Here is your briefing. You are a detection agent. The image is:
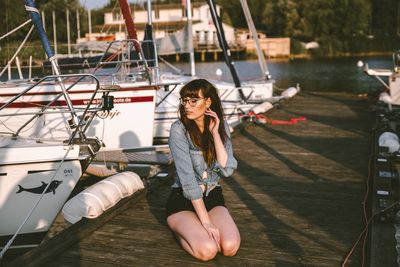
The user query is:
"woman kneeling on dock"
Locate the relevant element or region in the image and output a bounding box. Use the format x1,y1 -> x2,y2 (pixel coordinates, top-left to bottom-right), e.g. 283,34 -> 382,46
166,79 -> 241,261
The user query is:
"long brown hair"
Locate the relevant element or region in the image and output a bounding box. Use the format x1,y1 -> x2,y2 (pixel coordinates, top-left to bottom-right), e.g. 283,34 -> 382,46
179,79 -> 227,166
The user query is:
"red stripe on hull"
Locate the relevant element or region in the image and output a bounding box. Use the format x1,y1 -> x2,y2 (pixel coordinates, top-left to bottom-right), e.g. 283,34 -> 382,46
0,96 -> 154,108
0,86 -> 158,97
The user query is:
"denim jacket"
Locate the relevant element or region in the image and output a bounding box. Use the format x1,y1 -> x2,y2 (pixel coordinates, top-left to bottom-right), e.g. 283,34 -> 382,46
168,120 -> 238,200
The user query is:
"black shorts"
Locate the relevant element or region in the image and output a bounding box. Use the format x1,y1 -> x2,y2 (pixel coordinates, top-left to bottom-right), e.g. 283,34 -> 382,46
166,186 -> 226,217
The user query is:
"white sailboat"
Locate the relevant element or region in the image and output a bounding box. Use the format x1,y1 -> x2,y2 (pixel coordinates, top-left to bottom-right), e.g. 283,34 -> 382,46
0,0 -> 296,150
358,53 -> 400,106
0,71 -> 158,149
0,73 -> 107,255
1,35 -> 158,150
0,0 -> 116,257
116,0 -> 285,142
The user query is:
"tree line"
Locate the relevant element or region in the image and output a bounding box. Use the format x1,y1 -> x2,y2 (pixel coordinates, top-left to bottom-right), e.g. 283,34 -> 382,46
1,0 -> 399,56
158,0 -> 399,39
0,0 -> 112,47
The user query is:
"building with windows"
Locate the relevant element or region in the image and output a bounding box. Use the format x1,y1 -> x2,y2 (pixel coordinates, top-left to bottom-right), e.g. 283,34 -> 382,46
236,29 -> 290,58
103,2 -> 236,50
77,2 -> 290,60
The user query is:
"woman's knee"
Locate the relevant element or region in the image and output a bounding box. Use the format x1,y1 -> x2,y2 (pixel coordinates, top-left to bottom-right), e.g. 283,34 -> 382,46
192,240 -> 219,261
221,236 -> 241,257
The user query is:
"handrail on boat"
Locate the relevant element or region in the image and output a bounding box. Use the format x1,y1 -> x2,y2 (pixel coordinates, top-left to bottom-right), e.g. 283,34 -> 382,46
94,39 -> 157,85
0,73 -> 111,142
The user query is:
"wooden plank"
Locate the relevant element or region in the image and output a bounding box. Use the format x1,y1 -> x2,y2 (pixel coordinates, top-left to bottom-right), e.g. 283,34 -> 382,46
6,92 -> 372,266
5,175 -> 171,267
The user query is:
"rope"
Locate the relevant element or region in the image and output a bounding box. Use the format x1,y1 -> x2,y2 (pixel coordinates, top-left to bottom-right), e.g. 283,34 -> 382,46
341,201 -> 398,266
0,115 -> 40,135
241,111 -> 306,125
24,5 -> 39,14
0,143 -> 75,259
342,118 -> 378,266
0,19 -> 32,41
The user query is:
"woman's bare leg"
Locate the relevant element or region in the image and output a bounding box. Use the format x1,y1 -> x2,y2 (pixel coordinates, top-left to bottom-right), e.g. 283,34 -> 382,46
167,211 -> 219,261
209,206 -> 241,256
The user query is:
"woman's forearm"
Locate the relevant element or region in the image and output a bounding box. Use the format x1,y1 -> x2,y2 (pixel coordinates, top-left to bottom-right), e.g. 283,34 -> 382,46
192,198 -> 211,224
213,133 -> 228,167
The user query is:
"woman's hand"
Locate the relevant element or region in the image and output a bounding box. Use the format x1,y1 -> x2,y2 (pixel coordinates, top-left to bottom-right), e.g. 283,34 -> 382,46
191,199 -> 220,251
202,221 -> 221,252
205,108 -> 220,136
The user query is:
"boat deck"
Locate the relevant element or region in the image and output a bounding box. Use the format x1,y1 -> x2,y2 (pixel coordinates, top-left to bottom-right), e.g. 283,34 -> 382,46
7,91 -> 372,266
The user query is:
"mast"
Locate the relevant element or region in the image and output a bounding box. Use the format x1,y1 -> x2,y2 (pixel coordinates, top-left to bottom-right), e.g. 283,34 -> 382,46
239,0 -> 270,80
52,11 -> 57,54
88,9 -> 92,36
118,0 -> 145,57
142,0 -> 157,67
186,0 -> 195,76
24,0 -> 80,129
66,9 -> 71,56
205,0 -> 244,99
76,10 -> 81,39
118,0 -> 138,40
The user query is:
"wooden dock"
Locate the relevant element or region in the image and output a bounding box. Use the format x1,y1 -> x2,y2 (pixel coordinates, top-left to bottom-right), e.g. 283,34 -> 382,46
6,91 -> 372,266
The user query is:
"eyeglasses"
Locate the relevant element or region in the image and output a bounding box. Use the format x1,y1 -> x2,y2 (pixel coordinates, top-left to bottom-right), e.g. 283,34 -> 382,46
179,97 -> 205,107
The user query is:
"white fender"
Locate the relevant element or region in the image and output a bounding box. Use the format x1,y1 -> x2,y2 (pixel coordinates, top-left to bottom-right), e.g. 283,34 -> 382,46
62,171 -> 144,224
379,132 -> 400,153
281,87 -> 299,98
379,92 -> 392,104
252,101 -> 273,114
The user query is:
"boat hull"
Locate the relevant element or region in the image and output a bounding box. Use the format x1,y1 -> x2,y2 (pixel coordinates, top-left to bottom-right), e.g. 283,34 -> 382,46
154,75 -> 273,139
0,144 -> 83,250
0,81 -> 157,149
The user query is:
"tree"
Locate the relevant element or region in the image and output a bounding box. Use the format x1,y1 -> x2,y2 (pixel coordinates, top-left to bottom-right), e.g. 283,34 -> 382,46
334,0 -> 371,37
0,0 -> 29,40
371,0 -> 398,36
0,0 -> 84,43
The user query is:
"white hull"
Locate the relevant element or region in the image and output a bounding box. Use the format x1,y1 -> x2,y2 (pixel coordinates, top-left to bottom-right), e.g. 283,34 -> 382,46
0,81 -> 157,150
1,74 -> 273,147
0,142 -> 83,249
154,74 -> 274,139
1,25 -> 276,149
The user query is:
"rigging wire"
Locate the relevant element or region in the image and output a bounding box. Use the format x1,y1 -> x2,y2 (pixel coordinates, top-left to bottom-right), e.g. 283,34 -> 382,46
0,25 -> 35,78
0,19 -> 32,41
101,0 -> 120,34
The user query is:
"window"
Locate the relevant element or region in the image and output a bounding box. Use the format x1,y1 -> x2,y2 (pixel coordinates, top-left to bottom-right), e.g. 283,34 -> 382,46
113,12 -> 122,22
182,7 -> 186,18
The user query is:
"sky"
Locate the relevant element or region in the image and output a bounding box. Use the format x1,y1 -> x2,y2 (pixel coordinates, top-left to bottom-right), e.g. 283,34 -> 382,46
80,0 -> 146,10
80,0 -> 113,9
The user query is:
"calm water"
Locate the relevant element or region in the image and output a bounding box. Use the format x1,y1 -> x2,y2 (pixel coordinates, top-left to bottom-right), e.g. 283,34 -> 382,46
166,56 -> 393,94
2,56 -> 393,94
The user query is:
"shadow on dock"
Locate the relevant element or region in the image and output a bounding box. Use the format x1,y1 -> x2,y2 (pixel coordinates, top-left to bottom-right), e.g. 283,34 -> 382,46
4,91 -> 371,266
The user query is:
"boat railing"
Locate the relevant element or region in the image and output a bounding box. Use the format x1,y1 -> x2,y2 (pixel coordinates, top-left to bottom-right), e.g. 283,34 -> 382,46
0,73 -> 115,143
94,39 -> 158,85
